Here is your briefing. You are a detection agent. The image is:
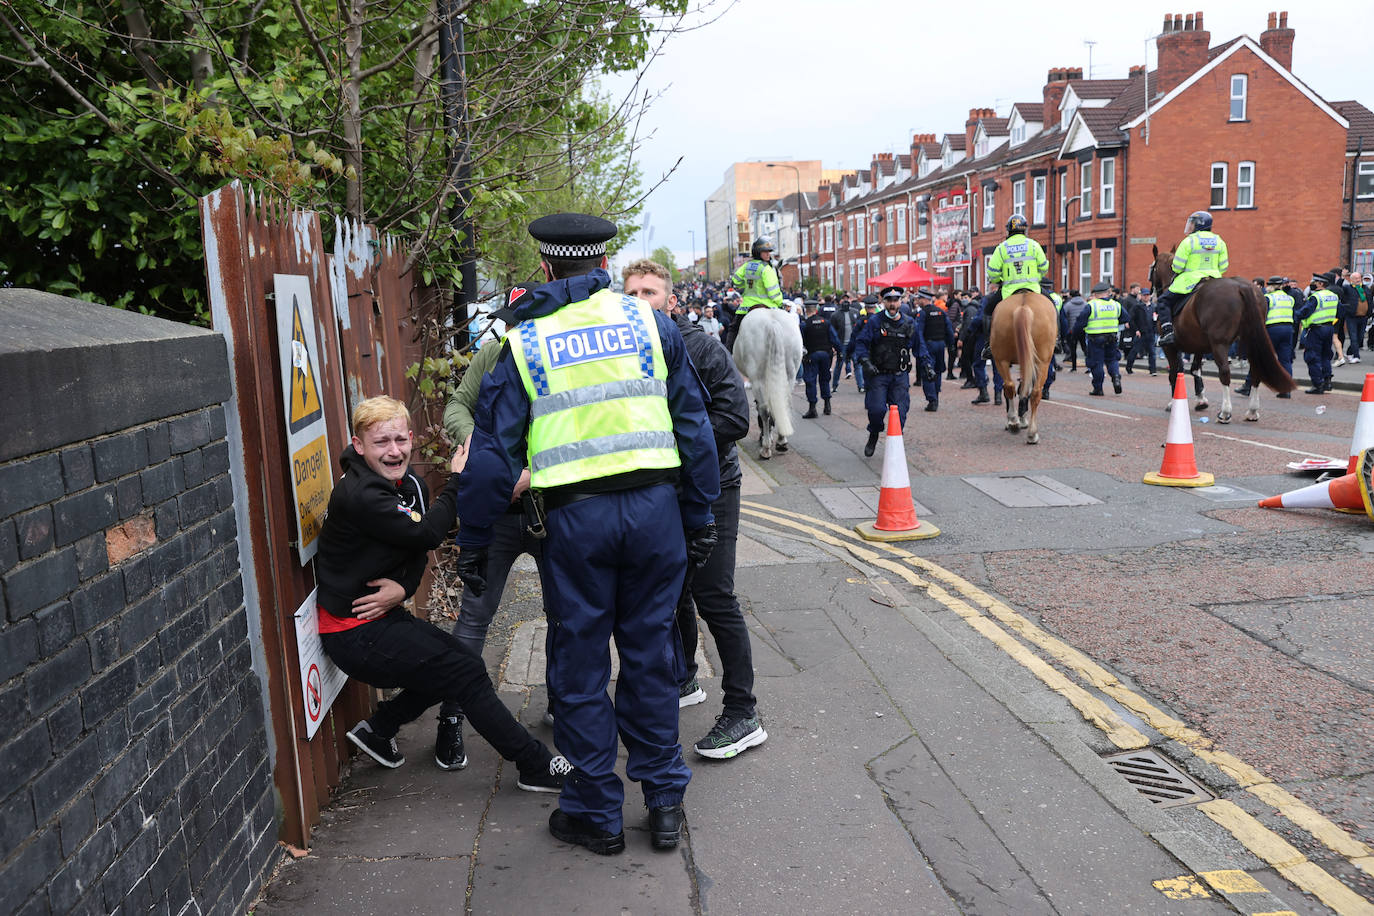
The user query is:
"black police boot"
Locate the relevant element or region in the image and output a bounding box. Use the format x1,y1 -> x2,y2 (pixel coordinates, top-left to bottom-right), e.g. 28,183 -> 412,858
1112,376 -> 1123,394
802,404 -> 818,419
971,386 -> 990,405
1276,391 -> 1292,399
1234,382 -> 1252,396
863,430 -> 880,457
1304,379 -> 1324,394
1157,322 -> 1175,345
994,388 -> 1003,406
823,398 -> 831,415
924,400 -> 938,412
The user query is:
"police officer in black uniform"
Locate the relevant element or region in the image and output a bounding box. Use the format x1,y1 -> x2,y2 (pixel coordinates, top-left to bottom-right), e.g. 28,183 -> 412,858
800,300 -> 841,417
854,286 -> 927,456
913,288 -> 955,411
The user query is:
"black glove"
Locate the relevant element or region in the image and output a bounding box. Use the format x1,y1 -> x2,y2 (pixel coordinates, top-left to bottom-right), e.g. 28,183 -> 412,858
922,362 -> 937,382
861,357 -> 878,377
455,546 -> 489,597
685,524 -> 718,568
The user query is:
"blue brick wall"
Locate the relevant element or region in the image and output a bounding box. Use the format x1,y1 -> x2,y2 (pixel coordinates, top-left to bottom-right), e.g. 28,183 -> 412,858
1,405 -> 279,915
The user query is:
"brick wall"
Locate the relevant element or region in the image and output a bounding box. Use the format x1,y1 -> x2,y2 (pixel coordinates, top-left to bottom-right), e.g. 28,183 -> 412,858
1,291 -> 278,915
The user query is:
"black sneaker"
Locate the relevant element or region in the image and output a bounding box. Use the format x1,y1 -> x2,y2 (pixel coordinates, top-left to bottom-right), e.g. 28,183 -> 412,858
549,808 -> 626,855
649,804 -> 684,850
694,714 -> 767,760
518,754 -> 573,793
863,430 -> 879,457
347,721 -> 404,768
1112,376 -> 1122,394
678,679 -> 706,708
435,715 -> 467,770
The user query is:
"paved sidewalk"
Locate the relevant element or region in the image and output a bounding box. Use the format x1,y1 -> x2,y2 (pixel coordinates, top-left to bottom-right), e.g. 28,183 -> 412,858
251,508 -> 1300,914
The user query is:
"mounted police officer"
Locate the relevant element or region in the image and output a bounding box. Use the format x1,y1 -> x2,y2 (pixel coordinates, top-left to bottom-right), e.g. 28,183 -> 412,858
980,215 -> 1050,360
1298,271 -> 1341,394
1073,282 -> 1123,396
455,213 -> 721,856
725,238 -> 784,352
913,288 -> 954,411
1236,276 -> 1296,398
854,286 -> 927,456
800,300 -> 841,417
1157,211 -> 1229,345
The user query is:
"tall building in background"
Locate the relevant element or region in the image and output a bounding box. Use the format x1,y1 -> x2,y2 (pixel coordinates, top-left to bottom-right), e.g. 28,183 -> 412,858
705,161 -> 830,282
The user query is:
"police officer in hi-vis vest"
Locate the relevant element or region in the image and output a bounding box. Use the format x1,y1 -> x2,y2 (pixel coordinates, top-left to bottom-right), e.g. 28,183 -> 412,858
1157,211 -> 1229,345
1298,271 -> 1341,394
725,237 -> 784,352
979,215 -> 1051,360
913,288 -> 955,411
455,214 -> 721,856
1072,282 -> 1123,396
1236,276 -> 1296,398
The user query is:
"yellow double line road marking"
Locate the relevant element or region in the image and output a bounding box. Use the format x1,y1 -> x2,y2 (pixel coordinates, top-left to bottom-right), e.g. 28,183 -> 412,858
741,499 -> 1374,914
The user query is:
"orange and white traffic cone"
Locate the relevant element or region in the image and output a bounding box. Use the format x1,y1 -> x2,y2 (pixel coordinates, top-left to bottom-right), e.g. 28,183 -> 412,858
1345,373 -> 1374,473
1144,373 -> 1214,487
855,405 -> 940,542
1259,446 -> 1374,518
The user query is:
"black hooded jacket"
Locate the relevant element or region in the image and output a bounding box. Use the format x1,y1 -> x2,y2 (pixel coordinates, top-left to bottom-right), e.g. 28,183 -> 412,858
675,313 -> 749,488
315,444 -> 459,617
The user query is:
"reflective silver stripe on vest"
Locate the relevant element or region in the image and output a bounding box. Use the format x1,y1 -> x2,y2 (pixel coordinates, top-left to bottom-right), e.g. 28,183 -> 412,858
529,378 -> 668,421
530,430 -> 677,474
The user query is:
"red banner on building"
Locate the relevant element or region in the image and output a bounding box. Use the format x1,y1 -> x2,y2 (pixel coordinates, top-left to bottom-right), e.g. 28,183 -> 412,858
932,205 -> 971,268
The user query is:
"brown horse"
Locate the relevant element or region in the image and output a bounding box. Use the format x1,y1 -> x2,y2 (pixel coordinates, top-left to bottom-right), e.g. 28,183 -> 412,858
989,290 -> 1058,444
1150,245 -> 1294,422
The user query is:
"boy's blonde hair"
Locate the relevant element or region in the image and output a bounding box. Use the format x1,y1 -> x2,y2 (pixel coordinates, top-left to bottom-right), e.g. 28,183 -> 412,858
621,258 -> 672,285
351,396 -> 411,437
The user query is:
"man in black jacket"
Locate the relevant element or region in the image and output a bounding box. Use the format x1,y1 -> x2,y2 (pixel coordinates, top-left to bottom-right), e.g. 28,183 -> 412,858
316,396 -> 570,791
622,260 -> 767,762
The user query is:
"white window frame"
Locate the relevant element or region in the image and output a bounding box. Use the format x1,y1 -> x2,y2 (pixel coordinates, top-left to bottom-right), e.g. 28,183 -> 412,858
1012,179 -> 1026,218
855,216 -> 865,249
1061,257 -> 1070,291
952,194 -> 964,206
885,206 -> 894,244
1358,161 -> 1374,199
1078,250 -> 1092,293
895,205 -> 907,242
982,187 -> 995,229
1210,162 -> 1228,209
1079,161 -> 1092,216
1100,159 -> 1116,213
1033,176 -> 1047,224
856,261 -> 866,287
917,202 -> 928,240
1230,74 -> 1247,121
1237,160 -> 1255,209
1059,172 -> 1068,222
1100,248 -> 1115,286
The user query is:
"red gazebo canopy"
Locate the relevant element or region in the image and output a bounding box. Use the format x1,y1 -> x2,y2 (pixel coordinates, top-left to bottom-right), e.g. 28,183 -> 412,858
866,261 -> 953,288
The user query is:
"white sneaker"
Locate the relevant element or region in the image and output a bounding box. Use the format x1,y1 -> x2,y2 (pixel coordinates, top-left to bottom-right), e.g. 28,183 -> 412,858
1349,356 -> 1360,364
1334,357 -> 1346,367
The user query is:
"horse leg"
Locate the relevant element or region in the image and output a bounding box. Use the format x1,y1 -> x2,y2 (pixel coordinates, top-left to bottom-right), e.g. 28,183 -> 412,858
1026,388 -> 1041,444
1192,356 -> 1209,412
1245,384 -> 1260,422
1213,345 -> 1232,424
758,408 -> 773,460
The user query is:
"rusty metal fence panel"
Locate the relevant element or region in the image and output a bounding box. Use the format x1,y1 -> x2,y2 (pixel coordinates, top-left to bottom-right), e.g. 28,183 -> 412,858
201,181 -> 435,848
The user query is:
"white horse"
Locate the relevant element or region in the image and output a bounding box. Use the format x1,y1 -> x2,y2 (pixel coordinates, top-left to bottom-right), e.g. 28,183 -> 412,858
732,307 -> 804,459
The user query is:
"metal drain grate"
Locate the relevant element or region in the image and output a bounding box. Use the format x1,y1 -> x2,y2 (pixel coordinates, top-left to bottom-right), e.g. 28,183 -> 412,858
1103,749 -> 1213,809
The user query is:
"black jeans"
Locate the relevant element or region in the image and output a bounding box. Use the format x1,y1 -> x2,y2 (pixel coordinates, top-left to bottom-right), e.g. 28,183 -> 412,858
674,486 -> 756,718
322,611 -> 549,774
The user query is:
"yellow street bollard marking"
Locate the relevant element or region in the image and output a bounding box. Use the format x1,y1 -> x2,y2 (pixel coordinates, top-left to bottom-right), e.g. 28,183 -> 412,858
1199,869 -> 1267,894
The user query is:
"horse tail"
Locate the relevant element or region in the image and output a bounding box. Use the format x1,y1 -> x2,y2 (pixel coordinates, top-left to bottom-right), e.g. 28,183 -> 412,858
1238,283 -> 1296,393
764,312 -> 797,440
1015,302 -> 1038,398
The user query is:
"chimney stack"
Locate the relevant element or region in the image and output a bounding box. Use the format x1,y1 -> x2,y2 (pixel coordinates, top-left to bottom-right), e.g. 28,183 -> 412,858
1043,68 -> 1076,126
1156,9 -> 1211,94
1129,64 -> 1145,77
1260,10 -> 1295,71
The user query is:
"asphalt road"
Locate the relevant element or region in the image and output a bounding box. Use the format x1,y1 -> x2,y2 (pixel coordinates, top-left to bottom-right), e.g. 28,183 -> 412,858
255,358 -> 1373,915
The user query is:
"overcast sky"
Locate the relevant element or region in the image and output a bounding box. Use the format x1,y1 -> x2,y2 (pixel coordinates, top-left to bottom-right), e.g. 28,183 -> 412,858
602,0 -> 1363,274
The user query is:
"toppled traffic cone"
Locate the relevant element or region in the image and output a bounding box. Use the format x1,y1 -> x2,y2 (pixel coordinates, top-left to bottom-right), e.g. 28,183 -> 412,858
855,405 -> 939,542
1345,373 -> 1374,473
1259,447 -> 1374,518
1144,373 -> 1214,487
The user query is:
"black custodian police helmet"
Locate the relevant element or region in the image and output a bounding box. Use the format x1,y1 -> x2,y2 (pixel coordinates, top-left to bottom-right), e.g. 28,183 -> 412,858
1006,214 -> 1028,236
751,238 -> 774,259
1187,210 -> 1212,232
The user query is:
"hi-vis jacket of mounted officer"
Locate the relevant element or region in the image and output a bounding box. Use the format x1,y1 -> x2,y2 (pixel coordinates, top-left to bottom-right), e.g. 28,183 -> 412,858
730,259 -> 783,312
455,269 -> 719,549
1169,231 -> 1229,294
986,233 -> 1049,295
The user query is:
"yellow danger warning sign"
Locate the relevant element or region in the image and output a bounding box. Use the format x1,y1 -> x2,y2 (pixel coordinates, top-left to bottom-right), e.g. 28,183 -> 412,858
289,294 -> 323,433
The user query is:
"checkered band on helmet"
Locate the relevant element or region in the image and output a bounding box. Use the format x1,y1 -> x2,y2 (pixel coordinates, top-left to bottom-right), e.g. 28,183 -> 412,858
538,241 -> 608,259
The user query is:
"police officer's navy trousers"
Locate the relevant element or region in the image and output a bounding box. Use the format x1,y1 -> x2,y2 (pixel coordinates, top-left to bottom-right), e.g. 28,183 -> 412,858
439,511 -> 546,719
802,350 -> 832,404
920,341 -> 946,404
1085,334 -> 1120,391
541,484 -> 690,833
1247,324 -> 1294,387
971,338 -> 988,389
1303,323 -> 1336,386
321,611 -> 550,773
675,485 -> 756,719
865,371 -> 910,432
